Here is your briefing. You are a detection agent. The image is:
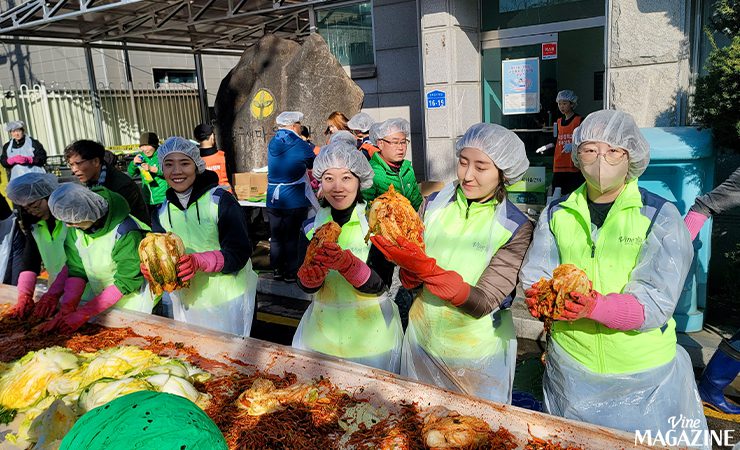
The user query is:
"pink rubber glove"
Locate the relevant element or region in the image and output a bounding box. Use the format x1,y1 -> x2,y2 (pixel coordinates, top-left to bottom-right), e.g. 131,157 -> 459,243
563,291 -> 645,331
10,271 -> 37,319
58,285 -> 124,334
20,155 -> 33,164
140,263 -> 151,282
33,266 -> 70,317
684,211 -> 708,241
59,277 -> 87,314
176,251 -> 225,282
313,242 -> 371,288
6,155 -> 24,165
297,263 -> 329,289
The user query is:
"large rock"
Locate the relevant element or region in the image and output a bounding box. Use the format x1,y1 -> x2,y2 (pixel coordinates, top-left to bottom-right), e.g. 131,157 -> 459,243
214,34 -> 364,173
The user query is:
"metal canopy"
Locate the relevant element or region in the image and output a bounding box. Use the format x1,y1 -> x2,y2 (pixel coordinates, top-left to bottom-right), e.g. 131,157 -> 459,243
0,0 -> 342,55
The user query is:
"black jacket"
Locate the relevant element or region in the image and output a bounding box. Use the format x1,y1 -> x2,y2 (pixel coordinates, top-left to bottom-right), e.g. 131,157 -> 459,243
87,163 -> 150,226
152,170 -> 252,274
1,136 -> 47,169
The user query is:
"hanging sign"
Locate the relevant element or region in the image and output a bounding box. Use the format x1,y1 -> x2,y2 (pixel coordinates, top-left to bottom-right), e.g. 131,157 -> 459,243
501,57 -> 540,115
542,42 -> 558,60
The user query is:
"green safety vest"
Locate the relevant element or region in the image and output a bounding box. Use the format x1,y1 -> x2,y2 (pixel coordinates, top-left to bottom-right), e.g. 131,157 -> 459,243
30,219 -> 67,285
159,187 -> 256,309
548,179 -> 676,374
75,216 -> 154,312
301,203 -> 399,359
410,185 -> 519,359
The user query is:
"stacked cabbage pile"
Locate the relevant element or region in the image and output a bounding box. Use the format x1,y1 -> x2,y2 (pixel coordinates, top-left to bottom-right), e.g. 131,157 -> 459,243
0,346 -> 210,449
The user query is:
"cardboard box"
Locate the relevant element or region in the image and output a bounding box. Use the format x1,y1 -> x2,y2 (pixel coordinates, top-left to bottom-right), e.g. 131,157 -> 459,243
234,172 -> 268,201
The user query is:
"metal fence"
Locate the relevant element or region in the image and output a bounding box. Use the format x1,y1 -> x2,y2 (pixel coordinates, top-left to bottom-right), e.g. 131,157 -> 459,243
0,82 -> 202,155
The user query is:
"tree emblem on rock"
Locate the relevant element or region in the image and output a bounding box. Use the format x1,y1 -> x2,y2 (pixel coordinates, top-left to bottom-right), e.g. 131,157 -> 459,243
251,89 -> 275,119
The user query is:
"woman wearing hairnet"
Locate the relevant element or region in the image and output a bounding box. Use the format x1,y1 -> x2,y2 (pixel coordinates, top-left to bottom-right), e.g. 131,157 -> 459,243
5,173 -> 70,319
372,123 -> 533,402
293,142 -> 403,372
39,184 -> 153,333
520,110 -> 707,440
148,137 -> 256,336
362,118 -> 423,210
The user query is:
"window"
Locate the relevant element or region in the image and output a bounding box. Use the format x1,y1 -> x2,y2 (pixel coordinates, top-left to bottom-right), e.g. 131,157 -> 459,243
316,2 -> 374,67
153,68 -> 196,87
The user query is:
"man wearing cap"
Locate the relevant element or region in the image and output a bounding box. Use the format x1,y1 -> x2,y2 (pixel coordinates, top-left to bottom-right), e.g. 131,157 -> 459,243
194,123 -> 232,192
347,112 -> 378,159
128,132 -> 167,214
1,120 -> 47,181
64,139 -> 150,226
266,111 -> 317,282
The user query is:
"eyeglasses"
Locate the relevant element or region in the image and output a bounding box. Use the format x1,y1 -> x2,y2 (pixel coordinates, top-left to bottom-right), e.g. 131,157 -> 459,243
26,199 -> 44,209
577,147 -> 628,165
379,138 -> 409,147
68,159 -> 89,169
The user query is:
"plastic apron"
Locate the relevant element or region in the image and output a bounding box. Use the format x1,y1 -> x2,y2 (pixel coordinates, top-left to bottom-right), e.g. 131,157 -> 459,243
269,173 -> 321,213
401,183 -> 517,403
0,213 -> 14,279
75,217 -> 154,313
292,204 -> 403,373
161,187 -> 256,337
30,219 -> 67,285
5,137 -> 45,181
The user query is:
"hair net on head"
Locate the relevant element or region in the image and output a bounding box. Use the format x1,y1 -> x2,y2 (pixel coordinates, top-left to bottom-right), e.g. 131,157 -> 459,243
556,90 -> 578,107
455,123 -> 530,185
157,136 -> 206,174
6,173 -> 59,206
328,130 -> 358,146
313,142 -> 374,190
276,111 -> 304,126
375,118 -> 410,140
5,121 -> 24,132
368,123 -> 381,145
571,109 -> 650,180
49,183 -> 108,224
347,112 -> 374,132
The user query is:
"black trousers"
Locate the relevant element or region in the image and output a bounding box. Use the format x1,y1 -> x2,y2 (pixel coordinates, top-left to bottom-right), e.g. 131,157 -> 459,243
266,207 -> 308,276
4,222 -> 25,285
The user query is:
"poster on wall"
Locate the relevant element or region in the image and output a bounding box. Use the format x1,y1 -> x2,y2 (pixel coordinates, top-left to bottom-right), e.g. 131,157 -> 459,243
502,57 -> 540,115
499,0 -> 581,13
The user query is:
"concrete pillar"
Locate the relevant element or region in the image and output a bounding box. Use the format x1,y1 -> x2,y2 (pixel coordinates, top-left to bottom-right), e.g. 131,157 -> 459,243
419,0 -> 481,182
607,0 -> 691,126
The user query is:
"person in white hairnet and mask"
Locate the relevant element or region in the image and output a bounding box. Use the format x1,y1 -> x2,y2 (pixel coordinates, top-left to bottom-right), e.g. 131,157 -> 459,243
372,123 -> 533,401
1,120 -> 47,181
39,183 -> 153,334
520,110 -> 707,442
266,111 -> 318,283
362,118 -> 423,210
347,112 -> 378,159
5,173 -> 73,320
146,137 -> 256,336
294,142 -> 403,372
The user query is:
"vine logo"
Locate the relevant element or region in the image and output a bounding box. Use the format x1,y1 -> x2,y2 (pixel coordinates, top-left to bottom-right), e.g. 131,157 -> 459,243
250,89 -> 275,119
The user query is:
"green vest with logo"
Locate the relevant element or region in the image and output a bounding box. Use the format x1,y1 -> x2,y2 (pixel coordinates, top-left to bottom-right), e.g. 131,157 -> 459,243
548,180 -> 676,374
301,204 -> 399,359
410,185 -> 520,359
30,219 -> 67,285
75,216 -> 154,312
158,187 -> 256,309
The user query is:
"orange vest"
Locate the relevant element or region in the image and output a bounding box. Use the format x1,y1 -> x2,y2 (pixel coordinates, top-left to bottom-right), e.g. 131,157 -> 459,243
360,141 -> 379,158
202,150 -> 232,191
553,115 -> 582,173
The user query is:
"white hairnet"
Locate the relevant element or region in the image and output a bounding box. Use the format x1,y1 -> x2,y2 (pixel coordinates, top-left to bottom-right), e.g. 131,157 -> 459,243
571,109 -> 650,180
556,90 -> 578,107
313,142 -> 374,190
49,183 -> 108,224
5,121 -> 25,132
157,136 -> 206,174
328,130 -> 358,146
368,123 -> 381,145
6,173 -> 59,206
375,118 -> 410,140
276,111 -> 303,126
455,123 -> 530,185
347,112 -> 374,132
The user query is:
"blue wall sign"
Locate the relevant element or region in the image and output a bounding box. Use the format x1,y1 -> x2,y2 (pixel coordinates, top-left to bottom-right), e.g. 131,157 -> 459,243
426,90 -> 447,109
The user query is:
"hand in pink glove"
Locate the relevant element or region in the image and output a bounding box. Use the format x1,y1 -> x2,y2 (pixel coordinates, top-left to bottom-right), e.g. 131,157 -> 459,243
560,291 -> 599,321
297,263 -> 329,289
37,313 -> 67,333
58,277 -> 87,315
10,271 -> 37,320
31,266 -> 70,320
313,243 -> 371,288
561,291 -> 645,331
177,251 -> 224,282
6,155 -> 24,165
684,211 -> 708,241
140,263 -> 152,282
20,155 -> 33,164
57,285 -> 124,334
